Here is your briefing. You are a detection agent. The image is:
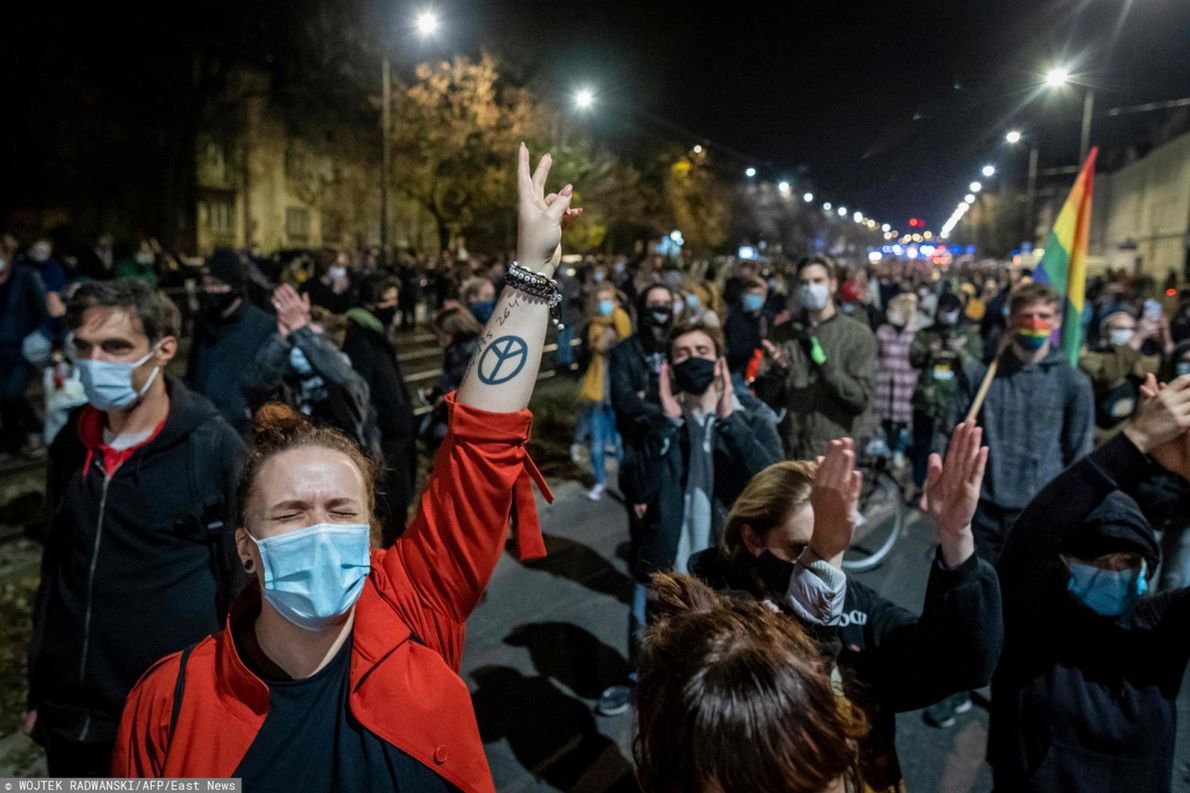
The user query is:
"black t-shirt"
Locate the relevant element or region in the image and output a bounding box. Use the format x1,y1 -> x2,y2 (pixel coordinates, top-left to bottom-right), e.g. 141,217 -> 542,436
233,629 -> 457,793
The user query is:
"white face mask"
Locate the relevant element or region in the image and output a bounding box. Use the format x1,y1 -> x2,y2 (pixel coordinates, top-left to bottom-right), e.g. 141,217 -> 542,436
798,283 -> 830,311
30,242 -> 51,263
329,266 -> 347,280
1108,328 -> 1135,347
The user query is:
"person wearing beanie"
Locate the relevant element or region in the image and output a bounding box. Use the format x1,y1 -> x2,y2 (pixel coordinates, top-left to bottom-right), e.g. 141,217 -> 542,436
185,248 -> 275,434
989,375 -> 1190,792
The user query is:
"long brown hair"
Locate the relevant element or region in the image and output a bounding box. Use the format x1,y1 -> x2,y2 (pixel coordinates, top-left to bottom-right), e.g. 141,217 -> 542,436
635,573 -> 866,793
236,403 -> 381,544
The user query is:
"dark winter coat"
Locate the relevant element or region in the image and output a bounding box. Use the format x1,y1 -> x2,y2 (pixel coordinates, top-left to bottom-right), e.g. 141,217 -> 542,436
184,302 -> 275,434
29,378 -> 243,746
990,432 -> 1190,793
623,393 -> 781,581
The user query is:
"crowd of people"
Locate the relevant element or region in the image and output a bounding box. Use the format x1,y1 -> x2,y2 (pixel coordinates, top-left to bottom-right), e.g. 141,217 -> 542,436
1,144 -> 1189,792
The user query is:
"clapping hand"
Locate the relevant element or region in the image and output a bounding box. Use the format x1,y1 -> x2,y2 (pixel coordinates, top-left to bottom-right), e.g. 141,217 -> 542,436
516,144 -> 582,277
923,421 -> 987,567
809,438 -> 863,567
273,284 -> 311,336
658,363 -> 682,419
1128,373 -> 1190,480
715,358 -> 735,419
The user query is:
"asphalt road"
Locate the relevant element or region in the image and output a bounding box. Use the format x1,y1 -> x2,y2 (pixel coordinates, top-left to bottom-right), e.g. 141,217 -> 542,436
461,475 -> 1190,792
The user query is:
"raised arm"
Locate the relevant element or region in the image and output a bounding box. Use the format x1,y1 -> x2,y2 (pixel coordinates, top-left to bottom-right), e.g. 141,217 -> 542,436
380,146 -> 581,665
457,144 -> 578,413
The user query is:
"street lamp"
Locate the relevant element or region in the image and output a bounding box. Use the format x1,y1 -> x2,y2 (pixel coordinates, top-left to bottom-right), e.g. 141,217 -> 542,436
964,193 -> 976,204
381,8 -> 442,263
574,87 -> 595,110
778,180 -> 791,193
1005,129 -> 1022,144
1043,64 -> 1095,163
745,167 -> 757,178
981,164 -> 996,177
1045,66 -> 1070,87
415,9 -> 439,36
970,181 -> 982,192
692,144 -> 703,154
803,192 -> 814,203
837,207 -> 847,217
823,201 -> 832,211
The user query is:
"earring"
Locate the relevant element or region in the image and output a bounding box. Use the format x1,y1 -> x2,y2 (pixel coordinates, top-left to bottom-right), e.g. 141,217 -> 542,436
242,558 -> 254,573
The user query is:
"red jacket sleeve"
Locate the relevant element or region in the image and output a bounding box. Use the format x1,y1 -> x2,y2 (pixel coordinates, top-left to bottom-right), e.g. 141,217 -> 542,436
377,392 -> 552,668
111,653 -> 180,777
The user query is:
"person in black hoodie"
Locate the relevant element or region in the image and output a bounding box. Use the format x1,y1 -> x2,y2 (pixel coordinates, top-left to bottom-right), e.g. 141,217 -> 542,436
690,422 -> 1002,792
342,271 -> 416,546
990,372 -> 1190,793
28,279 -> 243,776
420,305 -> 482,449
185,249 -> 276,435
241,284 -> 377,454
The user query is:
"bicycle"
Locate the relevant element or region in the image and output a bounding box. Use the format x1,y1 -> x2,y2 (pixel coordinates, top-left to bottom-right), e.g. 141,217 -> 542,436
842,441 -> 908,572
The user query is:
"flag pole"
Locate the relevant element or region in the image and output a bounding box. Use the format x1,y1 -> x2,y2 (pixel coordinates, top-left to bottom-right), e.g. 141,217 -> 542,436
965,335 -> 1012,423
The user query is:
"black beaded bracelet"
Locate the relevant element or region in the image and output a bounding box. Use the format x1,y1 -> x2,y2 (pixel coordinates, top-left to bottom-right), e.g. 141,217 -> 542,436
506,261 -> 564,330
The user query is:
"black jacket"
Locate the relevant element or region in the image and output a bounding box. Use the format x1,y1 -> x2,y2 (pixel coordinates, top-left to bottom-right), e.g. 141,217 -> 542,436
723,308 -> 765,376
185,302 -> 275,434
991,432 -> 1190,793
624,393 -> 781,581
0,264 -> 48,354
29,378 -> 243,745
241,326 -> 379,454
341,312 -> 415,447
690,547 -> 1002,791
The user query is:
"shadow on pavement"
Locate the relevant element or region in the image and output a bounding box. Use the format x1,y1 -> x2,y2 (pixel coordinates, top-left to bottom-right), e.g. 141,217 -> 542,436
504,621 -> 631,700
470,665 -> 638,792
519,533 -> 633,606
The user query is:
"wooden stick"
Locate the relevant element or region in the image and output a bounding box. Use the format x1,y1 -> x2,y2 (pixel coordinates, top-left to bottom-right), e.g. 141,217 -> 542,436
964,335 -> 1012,423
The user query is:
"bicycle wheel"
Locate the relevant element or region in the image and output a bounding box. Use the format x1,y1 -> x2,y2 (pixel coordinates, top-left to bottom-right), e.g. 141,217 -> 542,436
842,468 -> 905,572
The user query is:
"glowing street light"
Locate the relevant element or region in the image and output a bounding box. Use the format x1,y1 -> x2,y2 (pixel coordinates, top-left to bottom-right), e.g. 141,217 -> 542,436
745,167 -> 757,178
692,144 -> 703,154
970,181 -> 982,192
778,180 -> 791,193
853,211 -> 863,223
964,193 -> 976,204
823,202 -> 832,211
574,87 -> 595,110
837,206 -> 848,217
881,223 -> 890,232
415,9 -> 440,36
982,164 -> 996,178
803,192 -> 814,203
1045,66 -> 1070,88
1005,130 -> 1022,144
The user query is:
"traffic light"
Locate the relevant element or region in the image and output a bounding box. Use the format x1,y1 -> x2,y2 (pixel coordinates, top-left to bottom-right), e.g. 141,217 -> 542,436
908,217 -> 923,228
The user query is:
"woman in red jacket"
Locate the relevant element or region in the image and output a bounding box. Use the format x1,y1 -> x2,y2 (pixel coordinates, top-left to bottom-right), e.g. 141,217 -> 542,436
112,145 -> 581,792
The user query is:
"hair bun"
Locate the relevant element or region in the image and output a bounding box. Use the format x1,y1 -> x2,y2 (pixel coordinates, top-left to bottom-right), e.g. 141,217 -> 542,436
253,402 -> 311,438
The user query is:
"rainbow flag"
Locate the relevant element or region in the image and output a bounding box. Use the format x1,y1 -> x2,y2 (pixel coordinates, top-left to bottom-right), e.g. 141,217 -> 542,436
1033,147 -> 1098,366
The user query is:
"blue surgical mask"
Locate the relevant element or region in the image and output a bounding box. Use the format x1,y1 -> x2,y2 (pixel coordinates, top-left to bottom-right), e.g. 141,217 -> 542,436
289,345 -> 314,376
470,300 -> 495,324
743,293 -> 766,313
1175,361 -> 1190,378
1066,558 -> 1147,617
76,348 -> 161,412
598,298 -> 615,317
251,522 -> 372,631
686,293 -> 701,310
798,283 -> 830,311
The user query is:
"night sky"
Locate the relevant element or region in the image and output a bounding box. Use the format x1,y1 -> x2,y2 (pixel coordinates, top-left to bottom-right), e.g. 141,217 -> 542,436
465,0 -> 1190,230
4,0 -> 1189,239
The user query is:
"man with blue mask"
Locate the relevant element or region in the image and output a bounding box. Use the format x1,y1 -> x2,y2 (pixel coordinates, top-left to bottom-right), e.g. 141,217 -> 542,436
28,279 -> 243,777
768,255 -> 876,458
990,373 -> 1190,793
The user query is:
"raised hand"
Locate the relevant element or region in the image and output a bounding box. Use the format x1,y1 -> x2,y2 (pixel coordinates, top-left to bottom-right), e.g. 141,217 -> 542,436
1128,373 -> 1190,480
923,421 -> 987,567
659,363 -> 682,419
809,438 -> 863,567
715,357 -> 735,419
273,284 -> 311,336
516,143 -> 580,277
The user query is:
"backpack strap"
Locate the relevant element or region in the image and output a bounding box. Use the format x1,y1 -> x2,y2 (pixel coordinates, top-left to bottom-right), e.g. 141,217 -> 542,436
169,642 -> 199,744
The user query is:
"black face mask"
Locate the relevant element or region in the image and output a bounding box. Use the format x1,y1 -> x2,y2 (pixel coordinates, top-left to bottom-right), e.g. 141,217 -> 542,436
648,308 -> 673,327
671,357 -> 717,395
373,306 -> 398,327
199,290 -> 238,320
756,550 -> 799,597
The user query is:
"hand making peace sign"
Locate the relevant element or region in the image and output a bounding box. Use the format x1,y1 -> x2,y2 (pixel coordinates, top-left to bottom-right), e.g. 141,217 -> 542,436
516,143 -> 583,277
